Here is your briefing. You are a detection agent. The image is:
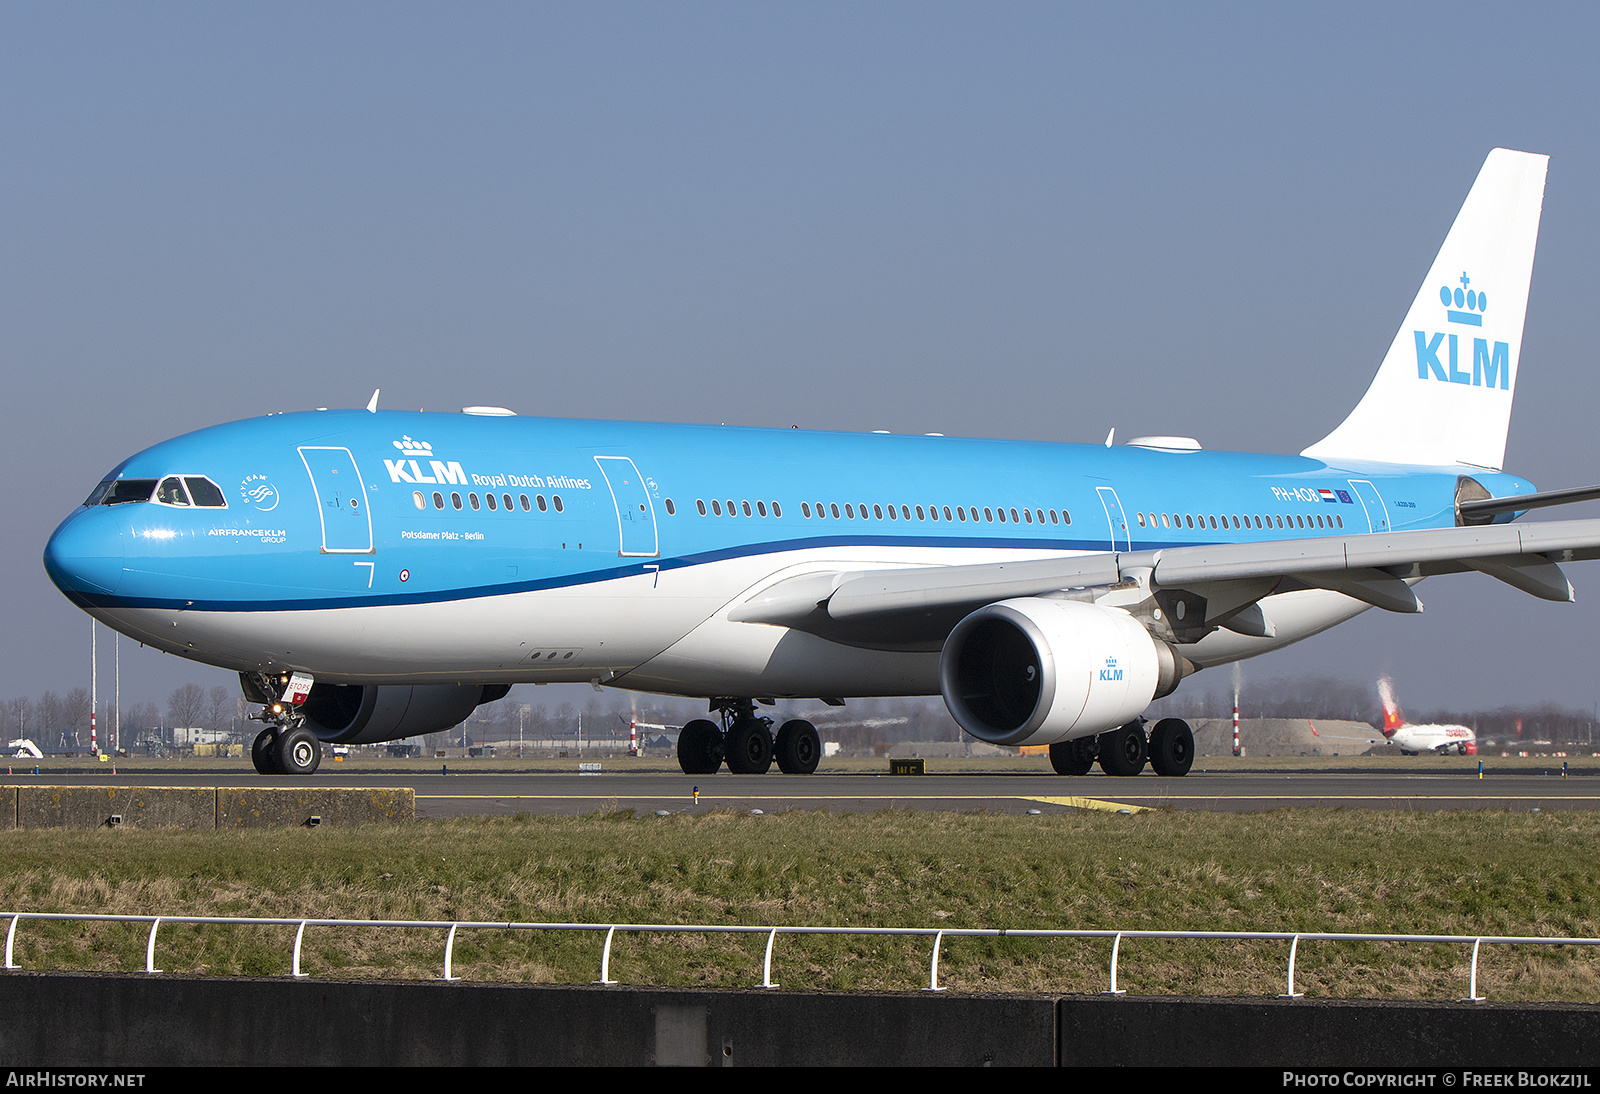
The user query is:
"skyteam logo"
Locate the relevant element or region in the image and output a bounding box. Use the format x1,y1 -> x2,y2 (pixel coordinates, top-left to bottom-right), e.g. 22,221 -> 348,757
1415,271 -> 1509,390
384,435 -> 468,486
238,474 -> 279,512
1100,656 -> 1122,682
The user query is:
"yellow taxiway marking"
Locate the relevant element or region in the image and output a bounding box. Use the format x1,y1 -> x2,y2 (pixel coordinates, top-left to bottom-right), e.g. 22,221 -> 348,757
415,792 -> 1600,803
415,792 -> 1148,812
1022,796 -> 1147,813
1068,794 -> 1600,801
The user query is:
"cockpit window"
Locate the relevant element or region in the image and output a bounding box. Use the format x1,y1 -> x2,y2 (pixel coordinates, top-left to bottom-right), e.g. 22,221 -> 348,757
99,479 -> 160,506
84,478 -> 116,506
184,477 -> 227,507
155,477 -> 191,506
91,475 -> 227,508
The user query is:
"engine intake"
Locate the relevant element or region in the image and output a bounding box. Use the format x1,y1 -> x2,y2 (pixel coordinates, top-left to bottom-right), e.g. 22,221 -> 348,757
939,598 -> 1191,747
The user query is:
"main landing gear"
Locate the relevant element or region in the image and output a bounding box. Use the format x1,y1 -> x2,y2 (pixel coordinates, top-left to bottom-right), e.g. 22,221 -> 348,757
243,672 -> 323,776
677,699 -> 822,776
1047,717 -> 1194,778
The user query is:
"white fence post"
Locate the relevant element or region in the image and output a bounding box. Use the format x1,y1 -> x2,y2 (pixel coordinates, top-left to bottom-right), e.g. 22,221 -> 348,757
595,926 -> 619,985
1464,938 -> 1486,1002
144,917 -> 162,974
290,920 -> 309,979
925,931 -> 946,992
1281,934 -> 1304,998
4,914 -> 20,970
441,923 -> 461,982
1104,932 -> 1126,995
760,928 -> 780,989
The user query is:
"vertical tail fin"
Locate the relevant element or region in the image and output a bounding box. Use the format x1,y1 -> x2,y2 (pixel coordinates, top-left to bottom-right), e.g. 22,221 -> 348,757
1303,149 -> 1548,469
1377,675 -> 1405,737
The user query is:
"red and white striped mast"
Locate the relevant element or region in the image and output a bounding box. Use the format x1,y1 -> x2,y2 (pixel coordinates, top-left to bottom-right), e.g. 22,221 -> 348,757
1231,664 -> 1243,757
89,619 -> 97,757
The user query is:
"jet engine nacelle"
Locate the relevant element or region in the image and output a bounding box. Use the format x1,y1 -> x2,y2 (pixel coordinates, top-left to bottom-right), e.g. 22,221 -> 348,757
939,598 -> 1190,747
296,683 -> 507,745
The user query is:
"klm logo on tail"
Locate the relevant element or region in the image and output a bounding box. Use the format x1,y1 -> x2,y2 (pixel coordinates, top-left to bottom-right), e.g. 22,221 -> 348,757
1415,273 -> 1509,389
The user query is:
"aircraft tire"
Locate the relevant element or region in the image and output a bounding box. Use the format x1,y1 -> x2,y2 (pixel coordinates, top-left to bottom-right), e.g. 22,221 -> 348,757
277,727 -> 322,776
677,719 -> 724,775
1097,721 -> 1148,777
774,719 -> 821,774
1148,718 -> 1194,777
724,717 -> 774,774
1049,737 -> 1096,776
251,728 -> 282,775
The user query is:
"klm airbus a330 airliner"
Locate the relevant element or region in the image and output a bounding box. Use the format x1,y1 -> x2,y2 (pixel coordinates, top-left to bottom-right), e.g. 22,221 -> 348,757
44,149 -> 1600,778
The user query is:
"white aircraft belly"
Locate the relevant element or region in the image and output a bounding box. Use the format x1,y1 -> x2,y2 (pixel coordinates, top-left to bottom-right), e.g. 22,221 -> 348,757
105,543 -> 1093,686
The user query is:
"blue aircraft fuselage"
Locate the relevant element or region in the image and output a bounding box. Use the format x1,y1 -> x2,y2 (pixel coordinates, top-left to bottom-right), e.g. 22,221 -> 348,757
43,409 -> 1532,700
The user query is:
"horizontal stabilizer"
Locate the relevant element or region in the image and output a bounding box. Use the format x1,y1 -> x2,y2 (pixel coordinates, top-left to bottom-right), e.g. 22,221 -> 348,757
1458,484 -> 1600,520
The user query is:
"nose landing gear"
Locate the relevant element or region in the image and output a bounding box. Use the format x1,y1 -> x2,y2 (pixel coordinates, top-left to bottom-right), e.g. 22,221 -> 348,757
243,671 -> 324,776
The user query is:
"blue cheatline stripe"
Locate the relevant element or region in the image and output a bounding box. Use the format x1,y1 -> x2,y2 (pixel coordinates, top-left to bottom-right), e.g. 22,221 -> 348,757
68,530 -> 1219,613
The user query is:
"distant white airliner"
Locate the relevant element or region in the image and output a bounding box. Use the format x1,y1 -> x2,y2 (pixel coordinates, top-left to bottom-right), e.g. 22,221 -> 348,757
1377,676 -> 1477,756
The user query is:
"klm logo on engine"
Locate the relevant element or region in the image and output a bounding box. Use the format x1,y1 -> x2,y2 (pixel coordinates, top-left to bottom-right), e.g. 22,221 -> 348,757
1414,272 -> 1509,389
383,436 -> 468,486
1100,656 -> 1122,682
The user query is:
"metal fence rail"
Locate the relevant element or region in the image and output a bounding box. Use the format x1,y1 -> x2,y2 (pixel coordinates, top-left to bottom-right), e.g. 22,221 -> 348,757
6,911 -> 1598,1000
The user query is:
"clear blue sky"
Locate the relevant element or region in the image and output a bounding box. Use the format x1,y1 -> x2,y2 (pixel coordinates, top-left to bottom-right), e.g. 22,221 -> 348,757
5,3 -> 1599,714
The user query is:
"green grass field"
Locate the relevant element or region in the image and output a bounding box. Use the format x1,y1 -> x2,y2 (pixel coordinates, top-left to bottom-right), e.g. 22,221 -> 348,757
3,808 -> 1599,1001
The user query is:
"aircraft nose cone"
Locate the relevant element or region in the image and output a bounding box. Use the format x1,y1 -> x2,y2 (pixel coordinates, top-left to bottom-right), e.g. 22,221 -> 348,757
43,508 -> 126,598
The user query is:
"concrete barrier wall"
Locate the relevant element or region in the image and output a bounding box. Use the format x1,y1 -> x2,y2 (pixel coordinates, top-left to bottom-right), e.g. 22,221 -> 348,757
1,972 -> 1597,1066
0,973 -> 1056,1067
4,786 -> 413,829
1057,995 -> 1600,1067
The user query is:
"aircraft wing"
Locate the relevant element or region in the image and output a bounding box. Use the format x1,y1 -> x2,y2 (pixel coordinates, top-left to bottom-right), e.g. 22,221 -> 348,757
728,517 -> 1600,649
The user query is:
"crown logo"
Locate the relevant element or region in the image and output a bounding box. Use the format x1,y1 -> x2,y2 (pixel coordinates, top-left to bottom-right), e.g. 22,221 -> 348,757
393,436 -> 435,458
1438,272 -> 1486,326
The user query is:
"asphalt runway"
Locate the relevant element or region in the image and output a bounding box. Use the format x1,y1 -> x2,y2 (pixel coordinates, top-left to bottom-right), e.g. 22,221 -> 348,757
6,766 -> 1598,815
409,769 -> 1600,816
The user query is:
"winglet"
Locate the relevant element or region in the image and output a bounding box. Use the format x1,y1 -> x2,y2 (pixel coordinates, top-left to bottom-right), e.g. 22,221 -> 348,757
366,389 -> 381,413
